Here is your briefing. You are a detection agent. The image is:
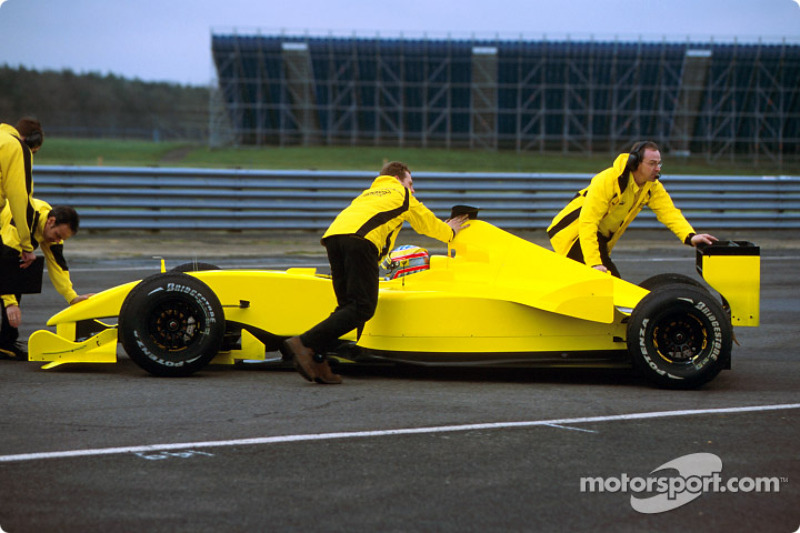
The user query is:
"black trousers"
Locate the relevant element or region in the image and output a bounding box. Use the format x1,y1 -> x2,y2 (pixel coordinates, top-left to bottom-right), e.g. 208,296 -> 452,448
0,239 -> 21,344
300,235 -> 379,353
566,233 -> 621,278
0,294 -> 21,345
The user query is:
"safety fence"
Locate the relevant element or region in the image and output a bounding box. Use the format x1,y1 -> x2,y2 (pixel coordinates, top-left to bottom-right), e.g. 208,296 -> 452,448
34,166 -> 800,231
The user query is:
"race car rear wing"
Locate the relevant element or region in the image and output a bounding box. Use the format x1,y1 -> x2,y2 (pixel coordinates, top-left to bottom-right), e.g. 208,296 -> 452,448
696,241 -> 760,327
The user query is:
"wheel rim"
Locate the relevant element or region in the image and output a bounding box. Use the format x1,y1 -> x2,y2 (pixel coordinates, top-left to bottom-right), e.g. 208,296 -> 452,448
651,312 -> 708,365
147,299 -> 205,351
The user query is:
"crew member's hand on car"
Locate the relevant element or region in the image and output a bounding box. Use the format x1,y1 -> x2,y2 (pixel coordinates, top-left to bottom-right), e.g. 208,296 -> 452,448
70,294 -> 95,305
690,233 -> 718,247
592,264 -> 609,273
446,214 -> 470,236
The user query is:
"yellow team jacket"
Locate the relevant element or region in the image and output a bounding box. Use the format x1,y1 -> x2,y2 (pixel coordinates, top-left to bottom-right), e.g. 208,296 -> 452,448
323,175 -> 454,259
547,153 -> 695,268
0,123 -> 35,253
1,198 -> 77,308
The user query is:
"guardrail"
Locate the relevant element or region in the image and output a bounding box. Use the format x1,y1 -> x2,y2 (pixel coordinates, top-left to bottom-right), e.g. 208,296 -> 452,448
33,166 -> 800,231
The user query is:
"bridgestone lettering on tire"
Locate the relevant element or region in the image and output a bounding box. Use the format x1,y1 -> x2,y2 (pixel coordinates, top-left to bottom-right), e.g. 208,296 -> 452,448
119,272 -> 225,377
627,285 -> 732,389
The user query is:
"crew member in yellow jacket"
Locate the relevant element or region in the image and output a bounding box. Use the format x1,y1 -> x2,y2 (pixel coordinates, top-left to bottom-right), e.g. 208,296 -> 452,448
0,199 -> 93,360
281,161 -> 469,384
547,141 -> 716,278
0,118 -> 44,271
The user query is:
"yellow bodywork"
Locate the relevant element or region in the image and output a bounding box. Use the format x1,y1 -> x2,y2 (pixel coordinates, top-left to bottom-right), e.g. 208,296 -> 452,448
28,220 -> 757,370
360,221 -> 646,354
29,327 -> 118,369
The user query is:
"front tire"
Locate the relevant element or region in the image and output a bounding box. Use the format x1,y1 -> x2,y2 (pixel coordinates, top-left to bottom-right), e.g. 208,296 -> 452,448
171,262 -> 221,273
627,285 -> 732,389
119,272 -> 225,377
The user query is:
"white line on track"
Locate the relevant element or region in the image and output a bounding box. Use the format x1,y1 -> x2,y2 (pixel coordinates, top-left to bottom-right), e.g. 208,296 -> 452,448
1,403 -> 798,464
543,423 -> 599,434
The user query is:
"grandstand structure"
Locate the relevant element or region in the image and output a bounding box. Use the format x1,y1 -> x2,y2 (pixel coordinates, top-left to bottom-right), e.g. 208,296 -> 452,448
211,32 -> 800,163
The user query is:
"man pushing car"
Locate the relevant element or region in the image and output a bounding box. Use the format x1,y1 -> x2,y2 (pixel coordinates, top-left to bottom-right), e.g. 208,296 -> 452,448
0,199 -> 93,359
547,140 -> 717,278
280,161 -> 469,384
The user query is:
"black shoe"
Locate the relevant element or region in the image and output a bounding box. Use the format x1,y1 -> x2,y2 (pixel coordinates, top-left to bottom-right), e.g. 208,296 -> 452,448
0,341 -> 27,361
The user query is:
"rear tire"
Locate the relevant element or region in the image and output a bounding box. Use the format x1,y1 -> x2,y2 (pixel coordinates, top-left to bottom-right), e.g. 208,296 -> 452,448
639,273 -> 708,293
119,272 -> 225,377
627,285 -> 732,389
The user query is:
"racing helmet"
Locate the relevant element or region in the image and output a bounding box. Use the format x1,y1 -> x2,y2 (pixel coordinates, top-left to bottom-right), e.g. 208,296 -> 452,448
381,244 -> 430,280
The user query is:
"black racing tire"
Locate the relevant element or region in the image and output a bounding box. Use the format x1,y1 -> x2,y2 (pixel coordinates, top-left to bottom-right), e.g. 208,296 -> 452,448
119,272 -> 225,377
639,273 -> 732,320
639,273 -> 709,293
627,285 -> 732,389
171,262 -> 221,273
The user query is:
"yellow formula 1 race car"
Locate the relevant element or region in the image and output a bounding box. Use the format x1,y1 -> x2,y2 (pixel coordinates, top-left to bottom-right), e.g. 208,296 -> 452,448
28,218 -> 760,389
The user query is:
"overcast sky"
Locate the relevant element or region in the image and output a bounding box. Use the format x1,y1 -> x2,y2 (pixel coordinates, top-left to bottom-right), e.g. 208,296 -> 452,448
1,0 -> 798,86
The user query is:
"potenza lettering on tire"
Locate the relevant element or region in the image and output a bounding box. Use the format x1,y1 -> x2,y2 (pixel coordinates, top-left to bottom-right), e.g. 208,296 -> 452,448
119,273 -> 225,377
132,329 -> 204,367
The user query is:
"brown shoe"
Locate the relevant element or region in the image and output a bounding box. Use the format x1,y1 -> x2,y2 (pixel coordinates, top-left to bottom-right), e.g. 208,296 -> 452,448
314,358 -> 343,385
282,336 -> 317,382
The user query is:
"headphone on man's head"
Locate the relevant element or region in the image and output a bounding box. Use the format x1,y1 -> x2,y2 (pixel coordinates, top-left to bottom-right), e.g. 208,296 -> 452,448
627,140 -> 651,172
23,130 -> 43,151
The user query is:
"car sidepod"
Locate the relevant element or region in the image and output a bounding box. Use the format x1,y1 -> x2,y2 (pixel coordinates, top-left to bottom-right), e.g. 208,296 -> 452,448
355,221 -> 647,368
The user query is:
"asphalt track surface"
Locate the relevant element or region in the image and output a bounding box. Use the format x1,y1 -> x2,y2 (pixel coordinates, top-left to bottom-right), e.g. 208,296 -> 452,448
1,231 -> 798,532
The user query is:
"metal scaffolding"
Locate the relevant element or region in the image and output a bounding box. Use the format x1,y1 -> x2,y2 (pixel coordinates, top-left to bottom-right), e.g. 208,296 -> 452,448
211,33 -> 800,162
